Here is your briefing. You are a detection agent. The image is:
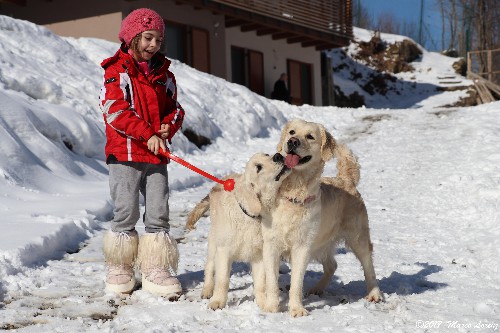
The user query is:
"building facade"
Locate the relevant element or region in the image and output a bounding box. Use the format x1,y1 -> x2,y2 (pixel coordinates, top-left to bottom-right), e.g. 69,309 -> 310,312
0,0 -> 352,106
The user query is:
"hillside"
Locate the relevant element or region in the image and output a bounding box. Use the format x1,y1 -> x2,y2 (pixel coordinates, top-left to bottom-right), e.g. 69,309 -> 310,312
328,27 -> 475,109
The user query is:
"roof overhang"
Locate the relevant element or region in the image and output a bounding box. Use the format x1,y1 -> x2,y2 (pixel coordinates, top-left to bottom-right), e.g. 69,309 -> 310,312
175,0 -> 352,51
0,0 -> 26,5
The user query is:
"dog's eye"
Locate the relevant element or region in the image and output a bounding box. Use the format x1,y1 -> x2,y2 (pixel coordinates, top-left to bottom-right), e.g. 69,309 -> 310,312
306,134 -> 315,140
289,130 -> 295,135
256,164 -> 263,173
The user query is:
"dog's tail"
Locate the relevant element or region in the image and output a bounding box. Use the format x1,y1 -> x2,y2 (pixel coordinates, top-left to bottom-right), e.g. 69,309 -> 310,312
322,143 -> 361,198
185,194 -> 210,230
335,143 -> 360,187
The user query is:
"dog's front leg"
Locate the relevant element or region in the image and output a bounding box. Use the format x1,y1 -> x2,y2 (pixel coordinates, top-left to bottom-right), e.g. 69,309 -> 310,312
251,260 -> 266,310
288,246 -> 311,317
262,240 -> 281,313
208,248 -> 231,310
201,241 -> 216,299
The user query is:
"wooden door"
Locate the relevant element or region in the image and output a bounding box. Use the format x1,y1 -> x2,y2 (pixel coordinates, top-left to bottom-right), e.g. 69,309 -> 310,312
248,50 -> 264,95
191,27 -> 210,73
288,59 -> 313,105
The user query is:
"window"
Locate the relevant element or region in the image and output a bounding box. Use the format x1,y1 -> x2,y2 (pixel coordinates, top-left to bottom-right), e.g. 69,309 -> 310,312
162,22 -> 210,74
231,46 -> 264,96
163,23 -> 186,63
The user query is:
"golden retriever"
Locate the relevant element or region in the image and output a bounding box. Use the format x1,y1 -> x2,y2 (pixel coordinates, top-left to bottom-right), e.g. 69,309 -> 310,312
262,119 -> 382,317
185,152 -> 290,310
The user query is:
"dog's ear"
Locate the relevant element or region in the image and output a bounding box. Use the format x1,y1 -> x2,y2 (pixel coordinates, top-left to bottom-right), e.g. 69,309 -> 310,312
276,122 -> 290,154
233,180 -> 262,218
320,126 -> 336,162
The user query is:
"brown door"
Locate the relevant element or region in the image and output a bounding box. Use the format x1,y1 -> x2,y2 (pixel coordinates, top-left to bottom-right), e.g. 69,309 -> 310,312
191,27 -> 210,73
248,50 -> 264,95
288,59 -> 313,105
288,60 -> 302,105
230,47 -> 264,96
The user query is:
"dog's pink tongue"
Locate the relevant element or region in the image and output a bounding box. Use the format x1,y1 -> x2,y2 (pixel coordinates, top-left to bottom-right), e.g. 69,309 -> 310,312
285,154 -> 300,168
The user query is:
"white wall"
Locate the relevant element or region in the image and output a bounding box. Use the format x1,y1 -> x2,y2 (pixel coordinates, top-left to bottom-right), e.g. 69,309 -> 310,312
45,12 -> 122,42
225,27 -> 322,105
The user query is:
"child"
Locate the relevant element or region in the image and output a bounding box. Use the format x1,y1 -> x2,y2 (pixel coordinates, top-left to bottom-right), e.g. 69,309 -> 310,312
99,8 -> 185,299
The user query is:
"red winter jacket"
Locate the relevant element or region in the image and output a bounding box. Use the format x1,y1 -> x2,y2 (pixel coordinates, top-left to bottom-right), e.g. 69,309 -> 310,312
99,45 -> 185,164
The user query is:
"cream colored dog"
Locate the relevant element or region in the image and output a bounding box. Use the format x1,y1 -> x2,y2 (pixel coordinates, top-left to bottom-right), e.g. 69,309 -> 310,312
262,119 -> 382,317
185,152 -> 291,310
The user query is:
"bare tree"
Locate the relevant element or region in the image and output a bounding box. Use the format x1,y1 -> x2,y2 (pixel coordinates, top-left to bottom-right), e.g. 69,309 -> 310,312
401,21 -> 420,44
436,0 -> 460,51
481,0 -> 500,48
374,11 -> 401,35
436,0 -> 475,55
473,0 -> 500,75
450,0 -> 459,50
439,0 -> 446,50
352,0 -> 373,29
439,0 -> 499,52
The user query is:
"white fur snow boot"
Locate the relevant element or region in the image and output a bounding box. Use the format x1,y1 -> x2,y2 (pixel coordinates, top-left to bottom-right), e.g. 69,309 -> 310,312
138,231 -> 182,300
102,230 -> 139,294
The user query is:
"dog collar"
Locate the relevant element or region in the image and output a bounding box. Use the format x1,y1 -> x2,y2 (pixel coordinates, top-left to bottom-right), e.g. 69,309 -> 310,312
238,203 -> 261,220
285,195 -> 317,205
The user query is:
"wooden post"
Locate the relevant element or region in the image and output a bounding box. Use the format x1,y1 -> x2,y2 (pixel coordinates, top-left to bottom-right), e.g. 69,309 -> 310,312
467,51 -> 472,78
487,50 -> 492,82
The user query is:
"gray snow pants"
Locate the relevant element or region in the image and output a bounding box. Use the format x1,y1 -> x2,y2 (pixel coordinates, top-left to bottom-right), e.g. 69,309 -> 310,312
108,161 -> 170,234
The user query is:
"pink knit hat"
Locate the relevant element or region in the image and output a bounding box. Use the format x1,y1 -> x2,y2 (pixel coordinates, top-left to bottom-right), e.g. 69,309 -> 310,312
118,8 -> 165,46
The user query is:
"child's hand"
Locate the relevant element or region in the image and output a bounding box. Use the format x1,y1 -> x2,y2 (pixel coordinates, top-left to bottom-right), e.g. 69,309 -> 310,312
158,124 -> 171,139
147,135 -> 166,155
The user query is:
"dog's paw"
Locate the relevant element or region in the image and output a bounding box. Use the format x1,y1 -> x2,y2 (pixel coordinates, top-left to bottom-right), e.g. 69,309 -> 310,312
289,306 -> 309,317
208,299 -> 226,310
365,287 -> 384,303
308,286 -> 325,296
262,302 -> 280,313
201,288 -> 213,299
255,293 -> 267,310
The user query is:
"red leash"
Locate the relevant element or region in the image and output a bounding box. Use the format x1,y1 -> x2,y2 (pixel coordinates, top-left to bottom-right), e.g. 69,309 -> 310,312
159,149 -> 235,192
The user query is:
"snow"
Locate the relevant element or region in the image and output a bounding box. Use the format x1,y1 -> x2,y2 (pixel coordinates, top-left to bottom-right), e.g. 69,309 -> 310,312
1,15 -> 499,332
329,28 -> 474,109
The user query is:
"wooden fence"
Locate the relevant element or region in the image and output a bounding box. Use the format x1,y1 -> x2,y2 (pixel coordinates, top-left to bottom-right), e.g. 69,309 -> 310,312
467,49 -> 500,103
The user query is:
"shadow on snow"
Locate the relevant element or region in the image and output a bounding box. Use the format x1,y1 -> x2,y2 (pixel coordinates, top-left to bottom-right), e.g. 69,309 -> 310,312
178,261 -> 447,310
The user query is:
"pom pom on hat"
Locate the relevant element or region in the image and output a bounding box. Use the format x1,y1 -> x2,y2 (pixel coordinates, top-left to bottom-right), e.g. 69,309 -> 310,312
119,8 -> 165,46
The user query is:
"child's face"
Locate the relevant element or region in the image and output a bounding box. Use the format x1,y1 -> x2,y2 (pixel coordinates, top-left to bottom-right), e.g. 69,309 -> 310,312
131,30 -> 163,62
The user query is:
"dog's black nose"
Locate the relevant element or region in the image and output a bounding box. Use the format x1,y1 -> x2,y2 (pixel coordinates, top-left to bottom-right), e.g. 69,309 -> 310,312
287,137 -> 300,151
272,153 -> 284,163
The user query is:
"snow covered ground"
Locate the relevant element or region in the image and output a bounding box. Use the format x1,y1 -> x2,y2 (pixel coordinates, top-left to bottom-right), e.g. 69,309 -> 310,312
0,15 -> 499,332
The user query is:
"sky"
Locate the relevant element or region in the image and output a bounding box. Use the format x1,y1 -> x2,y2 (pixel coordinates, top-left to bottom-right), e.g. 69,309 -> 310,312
359,0 -> 444,50
0,14 -> 499,332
